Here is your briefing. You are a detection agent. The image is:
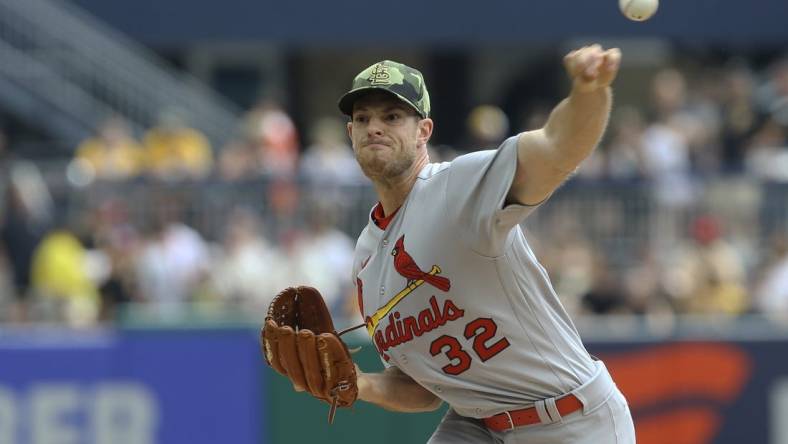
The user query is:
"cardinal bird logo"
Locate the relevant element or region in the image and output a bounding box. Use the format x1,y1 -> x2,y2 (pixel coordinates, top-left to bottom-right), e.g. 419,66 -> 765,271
365,235 -> 451,336
391,235 -> 451,292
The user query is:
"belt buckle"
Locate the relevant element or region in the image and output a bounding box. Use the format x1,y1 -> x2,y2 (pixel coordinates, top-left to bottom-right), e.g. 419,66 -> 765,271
504,411 -> 515,431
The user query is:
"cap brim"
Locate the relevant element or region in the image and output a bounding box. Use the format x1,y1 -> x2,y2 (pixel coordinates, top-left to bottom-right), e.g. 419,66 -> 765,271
337,87 -> 424,118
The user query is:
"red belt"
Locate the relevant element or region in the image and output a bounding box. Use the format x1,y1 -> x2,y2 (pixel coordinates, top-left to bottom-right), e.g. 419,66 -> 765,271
483,394 -> 584,431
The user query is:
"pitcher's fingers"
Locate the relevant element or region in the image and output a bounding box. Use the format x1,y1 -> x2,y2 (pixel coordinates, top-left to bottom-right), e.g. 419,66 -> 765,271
597,49 -> 623,84
564,49 -> 583,76
602,48 -> 622,71
583,54 -> 604,80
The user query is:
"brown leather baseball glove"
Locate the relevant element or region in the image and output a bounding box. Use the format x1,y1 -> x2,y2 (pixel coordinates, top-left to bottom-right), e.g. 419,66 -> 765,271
261,286 -> 358,423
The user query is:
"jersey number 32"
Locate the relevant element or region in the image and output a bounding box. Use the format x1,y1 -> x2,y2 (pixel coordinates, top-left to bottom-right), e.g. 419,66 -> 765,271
429,317 -> 510,375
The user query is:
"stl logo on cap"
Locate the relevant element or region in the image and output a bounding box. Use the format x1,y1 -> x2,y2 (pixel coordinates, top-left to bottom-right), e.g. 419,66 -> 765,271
367,63 -> 392,86
338,60 -> 431,118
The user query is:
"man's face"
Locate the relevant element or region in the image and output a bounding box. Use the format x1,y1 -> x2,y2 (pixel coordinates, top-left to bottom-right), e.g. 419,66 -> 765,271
347,92 -> 432,181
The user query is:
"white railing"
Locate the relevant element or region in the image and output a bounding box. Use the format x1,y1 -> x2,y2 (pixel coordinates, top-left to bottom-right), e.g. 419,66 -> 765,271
0,0 -> 241,146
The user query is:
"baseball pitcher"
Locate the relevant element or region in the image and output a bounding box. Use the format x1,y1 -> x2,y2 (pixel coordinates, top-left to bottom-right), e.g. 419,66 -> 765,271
263,44 -> 636,444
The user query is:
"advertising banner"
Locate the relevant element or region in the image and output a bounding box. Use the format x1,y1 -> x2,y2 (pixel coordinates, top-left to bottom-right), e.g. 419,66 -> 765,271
0,328 -> 262,444
593,340 -> 788,444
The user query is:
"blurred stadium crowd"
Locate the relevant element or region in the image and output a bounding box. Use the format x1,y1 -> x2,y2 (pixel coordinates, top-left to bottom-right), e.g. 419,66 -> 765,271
1,54 -> 787,329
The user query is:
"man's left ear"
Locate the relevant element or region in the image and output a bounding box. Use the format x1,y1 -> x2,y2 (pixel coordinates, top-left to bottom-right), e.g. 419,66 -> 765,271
418,118 -> 434,145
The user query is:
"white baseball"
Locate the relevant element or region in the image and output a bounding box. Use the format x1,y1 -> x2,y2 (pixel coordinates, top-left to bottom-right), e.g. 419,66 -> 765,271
619,0 -> 659,21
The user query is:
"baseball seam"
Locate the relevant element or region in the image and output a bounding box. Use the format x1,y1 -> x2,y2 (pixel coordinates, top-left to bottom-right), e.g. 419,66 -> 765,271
622,0 -> 639,19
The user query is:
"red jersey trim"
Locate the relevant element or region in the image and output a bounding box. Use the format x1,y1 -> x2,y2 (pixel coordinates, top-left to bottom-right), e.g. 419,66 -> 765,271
372,202 -> 400,230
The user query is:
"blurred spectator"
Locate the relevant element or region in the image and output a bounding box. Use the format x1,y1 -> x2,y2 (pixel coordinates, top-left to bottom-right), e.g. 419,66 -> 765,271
623,246 -> 676,316
87,199 -> 141,322
218,100 -> 300,180
300,117 -> 364,186
579,106 -> 645,180
218,138 -> 257,181
289,204 -> 356,318
663,215 -> 748,315
606,107 -> 647,179
651,67 -> 687,121
536,212 -> 595,316
30,228 -> 100,326
753,234 -> 788,318
1,186 -> 46,320
210,207 -> 291,311
639,69 -> 701,251
641,115 -> 694,206
244,100 -> 299,177
465,104 -> 510,150
0,161 -> 53,322
144,109 -> 213,180
134,205 -> 210,317
755,56 -> 788,126
74,116 -> 145,180
682,67 -> 725,174
719,63 -> 762,171
581,255 -> 630,315
744,116 -> 788,180
642,69 -> 696,208
263,177 -> 305,247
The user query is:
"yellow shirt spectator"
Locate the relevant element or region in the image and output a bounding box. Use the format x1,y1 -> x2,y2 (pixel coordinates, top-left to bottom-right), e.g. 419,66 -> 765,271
76,137 -> 145,180
31,230 -> 100,324
144,126 -> 213,179
75,117 -> 145,180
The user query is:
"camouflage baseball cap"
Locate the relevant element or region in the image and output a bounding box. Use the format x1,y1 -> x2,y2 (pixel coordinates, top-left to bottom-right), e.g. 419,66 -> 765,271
338,60 -> 431,118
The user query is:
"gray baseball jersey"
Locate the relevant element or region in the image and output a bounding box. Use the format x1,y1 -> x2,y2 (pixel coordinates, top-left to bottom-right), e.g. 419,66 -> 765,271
352,136 -> 597,419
